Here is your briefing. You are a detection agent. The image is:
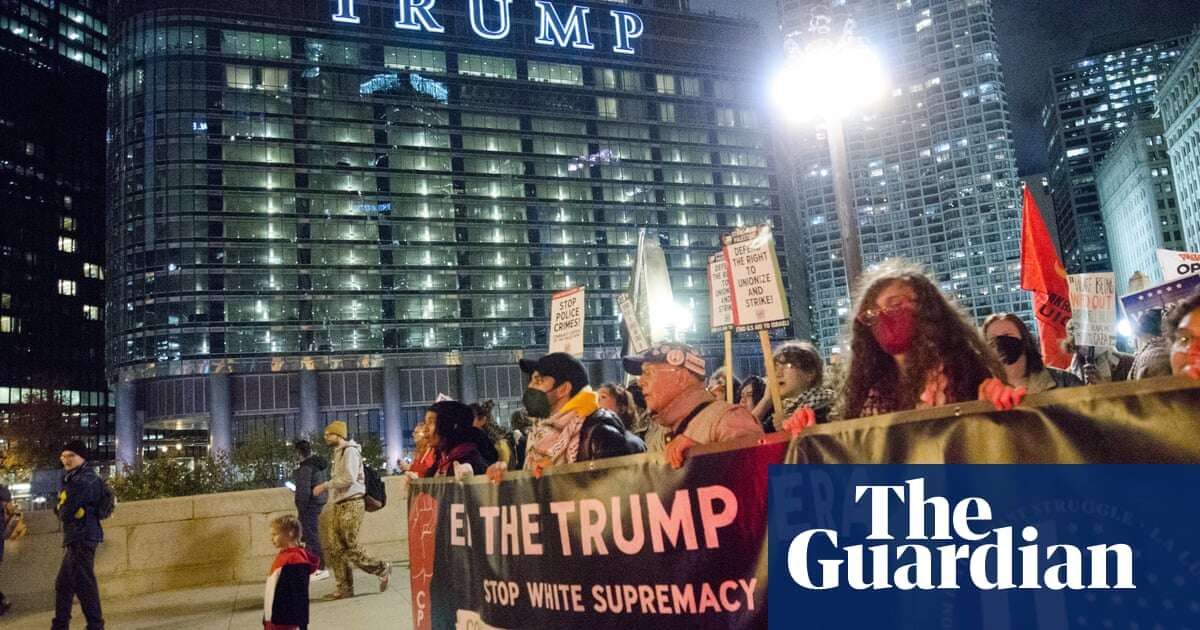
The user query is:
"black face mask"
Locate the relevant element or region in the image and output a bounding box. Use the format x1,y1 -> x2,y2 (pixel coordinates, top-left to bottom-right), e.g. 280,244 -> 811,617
992,335 -> 1025,365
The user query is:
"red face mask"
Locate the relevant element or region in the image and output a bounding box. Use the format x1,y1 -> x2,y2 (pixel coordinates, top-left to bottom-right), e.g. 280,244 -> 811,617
871,308 -> 918,355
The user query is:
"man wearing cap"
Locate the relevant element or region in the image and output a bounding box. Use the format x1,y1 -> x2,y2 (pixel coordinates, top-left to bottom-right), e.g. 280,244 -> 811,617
312,421 -> 390,599
53,440 -> 105,630
488,352 -> 644,482
624,343 -> 763,469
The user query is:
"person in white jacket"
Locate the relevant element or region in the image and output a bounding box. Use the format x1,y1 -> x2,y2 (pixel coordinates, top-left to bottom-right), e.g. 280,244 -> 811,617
313,421 -> 391,599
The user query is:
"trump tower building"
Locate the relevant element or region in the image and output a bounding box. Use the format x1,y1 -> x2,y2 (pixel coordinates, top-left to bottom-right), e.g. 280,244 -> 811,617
106,0 -> 793,464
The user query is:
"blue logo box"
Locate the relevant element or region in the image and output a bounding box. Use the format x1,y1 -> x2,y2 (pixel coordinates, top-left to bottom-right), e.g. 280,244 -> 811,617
768,465 -> 1200,629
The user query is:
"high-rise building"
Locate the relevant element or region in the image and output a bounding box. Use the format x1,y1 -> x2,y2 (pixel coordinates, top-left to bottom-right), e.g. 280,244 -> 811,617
1042,35 -> 1190,274
0,1 -> 111,460
1157,30 -> 1200,252
1095,118 -> 1184,295
777,0 -> 1028,355
106,0 -> 792,465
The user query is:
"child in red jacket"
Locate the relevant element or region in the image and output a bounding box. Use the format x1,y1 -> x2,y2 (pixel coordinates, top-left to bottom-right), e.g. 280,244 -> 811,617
265,515 -> 319,630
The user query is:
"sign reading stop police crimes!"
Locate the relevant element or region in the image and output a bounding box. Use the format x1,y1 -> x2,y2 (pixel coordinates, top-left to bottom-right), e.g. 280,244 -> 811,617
1157,248 -> 1200,282
707,254 -> 734,334
722,226 -> 790,332
549,287 -> 585,356
1067,272 -> 1116,349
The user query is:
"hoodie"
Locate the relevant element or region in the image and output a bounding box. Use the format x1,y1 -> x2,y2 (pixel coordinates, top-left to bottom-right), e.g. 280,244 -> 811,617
328,441 -> 365,504
293,455 -> 328,512
263,546 -> 318,629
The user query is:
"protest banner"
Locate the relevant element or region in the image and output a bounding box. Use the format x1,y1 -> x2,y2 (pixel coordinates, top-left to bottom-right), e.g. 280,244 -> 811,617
1120,274 -> 1200,318
410,379 -> 1200,630
616,293 -> 650,355
1067,272 -> 1116,348
708,254 -> 735,403
1156,248 -> 1200,281
548,287 -> 585,356
722,225 -> 790,419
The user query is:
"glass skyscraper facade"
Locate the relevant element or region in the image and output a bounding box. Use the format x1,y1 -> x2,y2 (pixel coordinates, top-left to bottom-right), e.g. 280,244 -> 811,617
777,0 -> 1027,356
1043,35 -> 1190,274
107,0 -> 791,464
1,0 -> 112,460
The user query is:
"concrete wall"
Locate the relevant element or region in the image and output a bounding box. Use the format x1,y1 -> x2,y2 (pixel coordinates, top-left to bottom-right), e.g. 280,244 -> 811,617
0,477 -> 410,611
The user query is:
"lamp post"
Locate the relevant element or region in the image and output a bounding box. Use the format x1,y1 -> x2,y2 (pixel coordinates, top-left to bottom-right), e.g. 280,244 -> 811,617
771,32 -> 886,293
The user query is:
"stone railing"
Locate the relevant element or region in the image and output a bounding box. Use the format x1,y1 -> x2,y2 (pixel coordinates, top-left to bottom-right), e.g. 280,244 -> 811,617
0,476 -> 410,611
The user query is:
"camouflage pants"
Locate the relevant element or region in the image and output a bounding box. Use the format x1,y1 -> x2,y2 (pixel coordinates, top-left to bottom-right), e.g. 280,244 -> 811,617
320,498 -> 387,594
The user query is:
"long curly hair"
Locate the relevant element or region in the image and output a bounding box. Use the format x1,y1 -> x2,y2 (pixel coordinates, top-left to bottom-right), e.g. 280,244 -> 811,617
838,259 -> 1004,419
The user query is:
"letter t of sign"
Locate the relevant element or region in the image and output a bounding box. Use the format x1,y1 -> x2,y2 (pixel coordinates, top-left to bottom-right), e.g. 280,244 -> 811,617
395,0 -> 446,33
609,9 -> 644,55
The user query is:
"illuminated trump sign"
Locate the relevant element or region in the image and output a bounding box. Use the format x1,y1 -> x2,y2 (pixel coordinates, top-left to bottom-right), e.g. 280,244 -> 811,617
332,0 -> 645,55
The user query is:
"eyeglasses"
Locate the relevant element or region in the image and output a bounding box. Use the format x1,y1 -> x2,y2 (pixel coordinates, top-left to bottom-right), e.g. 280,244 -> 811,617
858,297 -> 916,326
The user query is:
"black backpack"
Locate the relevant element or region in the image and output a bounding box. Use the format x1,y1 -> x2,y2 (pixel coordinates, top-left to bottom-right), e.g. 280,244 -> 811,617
96,479 -> 116,520
363,465 -> 386,513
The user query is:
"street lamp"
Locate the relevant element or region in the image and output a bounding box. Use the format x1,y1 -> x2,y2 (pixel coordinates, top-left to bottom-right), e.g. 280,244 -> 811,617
771,34 -> 886,291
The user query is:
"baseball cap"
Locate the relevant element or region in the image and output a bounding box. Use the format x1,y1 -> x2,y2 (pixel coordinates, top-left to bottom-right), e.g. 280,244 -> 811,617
622,342 -> 706,378
518,352 -> 590,395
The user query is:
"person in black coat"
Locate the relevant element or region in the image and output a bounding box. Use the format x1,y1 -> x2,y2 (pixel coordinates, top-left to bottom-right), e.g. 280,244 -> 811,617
53,440 -> 104,630
292,440 -> 329,579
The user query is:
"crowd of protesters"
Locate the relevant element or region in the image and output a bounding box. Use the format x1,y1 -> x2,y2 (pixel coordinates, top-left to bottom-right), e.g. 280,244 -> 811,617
393,257 -> 1200,483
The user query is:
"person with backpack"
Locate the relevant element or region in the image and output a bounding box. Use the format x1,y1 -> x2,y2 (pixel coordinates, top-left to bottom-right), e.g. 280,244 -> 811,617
53,440 -> 107,630
312,421 -> 390,600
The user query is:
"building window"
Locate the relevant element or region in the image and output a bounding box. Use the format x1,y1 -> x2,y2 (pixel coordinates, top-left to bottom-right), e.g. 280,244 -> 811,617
225,65 -> 289,91
0,293 -> 9,309
83,305 -> 101,321
58,237 -> 76,253
597,97 -> 618,119
83,263 -> 103,279
58,279 -> 76,296
680,77 -> 701,97
527,61 -> 582,85
0,316 -> 19,334
60,215 -> 76,231
384,46 -> 446,72
458,54 -> 516,79
655,74 -> 676,94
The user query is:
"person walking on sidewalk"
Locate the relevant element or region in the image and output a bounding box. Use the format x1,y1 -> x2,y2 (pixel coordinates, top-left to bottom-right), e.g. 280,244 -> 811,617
312,421 -> 390,599
292,440 -> 329,582
52,440 -> 105,630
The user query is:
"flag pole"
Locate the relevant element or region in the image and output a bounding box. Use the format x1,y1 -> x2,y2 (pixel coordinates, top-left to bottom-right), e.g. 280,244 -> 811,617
759,330 -> 782,425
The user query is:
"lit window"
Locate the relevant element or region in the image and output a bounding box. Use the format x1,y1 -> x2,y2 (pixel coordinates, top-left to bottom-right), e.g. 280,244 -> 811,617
61,215 -> 76,231
83,263 -> 104,279
58,237 -> 76,253
0,316 -> 19,333
58,279 -> 76,296
83,305 -> 100,320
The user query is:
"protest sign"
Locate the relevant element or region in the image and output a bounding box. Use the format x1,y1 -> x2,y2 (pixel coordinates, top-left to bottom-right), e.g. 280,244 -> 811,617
1120,274 -> 1200,318
1157,248 -> 1200,281
548,287 -> 585,356
707,255 -> 734,333
721,226 -> 790,332
615,293 -> 650,355
1067,272 -> 1115,348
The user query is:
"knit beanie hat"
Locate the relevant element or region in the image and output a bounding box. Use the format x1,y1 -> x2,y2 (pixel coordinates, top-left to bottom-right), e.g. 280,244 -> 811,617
324,420 -> 348,440
62,439 -> 89,460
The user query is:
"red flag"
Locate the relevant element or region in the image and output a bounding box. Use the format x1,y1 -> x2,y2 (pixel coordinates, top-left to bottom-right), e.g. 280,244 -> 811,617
1019,186 -> 1073,369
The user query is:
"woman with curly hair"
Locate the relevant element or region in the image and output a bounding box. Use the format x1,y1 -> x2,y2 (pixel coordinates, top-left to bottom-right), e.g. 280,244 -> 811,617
1164,290 -> 1200,379
788,259 -> 1025,429
597,383 -> 645,435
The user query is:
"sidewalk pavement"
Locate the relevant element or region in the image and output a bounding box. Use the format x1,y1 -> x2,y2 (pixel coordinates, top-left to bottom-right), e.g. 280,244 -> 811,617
2,563 -> 413,629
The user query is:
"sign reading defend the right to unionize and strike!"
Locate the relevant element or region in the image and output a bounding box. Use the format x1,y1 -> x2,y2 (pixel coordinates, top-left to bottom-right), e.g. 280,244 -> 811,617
721,225 -> 790,332
707,254 -> 734,334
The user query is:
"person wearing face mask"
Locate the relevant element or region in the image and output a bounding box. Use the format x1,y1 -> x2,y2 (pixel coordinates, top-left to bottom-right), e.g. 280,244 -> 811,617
787,260 -> 1021,427
625,343 -> 764,469
486,353 -> 645,482
752,341 -> 836,430
982,313 -> 1082,395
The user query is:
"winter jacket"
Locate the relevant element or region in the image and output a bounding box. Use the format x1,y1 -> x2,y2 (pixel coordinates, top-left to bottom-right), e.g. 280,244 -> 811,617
465,427 -> 500,466
525,389 -> 646,469
263,546 -> 319,629
328,441 -> 365,504
56,464 -> 104,546
293,455 -> 328,513
426,442 -> 487,477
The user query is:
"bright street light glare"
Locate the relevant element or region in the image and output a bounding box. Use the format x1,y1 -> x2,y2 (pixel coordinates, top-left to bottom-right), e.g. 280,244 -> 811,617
771,40 -> 887,124
1116,318 -> 1134,338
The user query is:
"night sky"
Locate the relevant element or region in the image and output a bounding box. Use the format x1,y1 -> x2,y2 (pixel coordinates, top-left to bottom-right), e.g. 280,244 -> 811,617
690,0 -> 1200,175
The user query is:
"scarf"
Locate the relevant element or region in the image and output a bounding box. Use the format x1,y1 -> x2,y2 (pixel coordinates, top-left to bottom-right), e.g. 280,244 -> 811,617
526,388 -> 599,469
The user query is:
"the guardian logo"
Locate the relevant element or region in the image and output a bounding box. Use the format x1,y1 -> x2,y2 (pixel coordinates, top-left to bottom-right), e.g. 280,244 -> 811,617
788,478 -> 1135,591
